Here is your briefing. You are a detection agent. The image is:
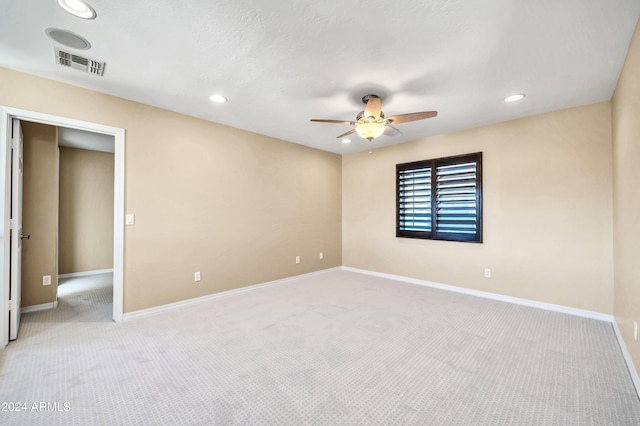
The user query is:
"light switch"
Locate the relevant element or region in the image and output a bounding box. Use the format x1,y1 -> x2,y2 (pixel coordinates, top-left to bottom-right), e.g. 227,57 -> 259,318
125,214 -> 135,225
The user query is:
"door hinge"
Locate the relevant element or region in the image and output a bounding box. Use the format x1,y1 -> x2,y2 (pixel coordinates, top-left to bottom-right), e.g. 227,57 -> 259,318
8,299 -> 17,311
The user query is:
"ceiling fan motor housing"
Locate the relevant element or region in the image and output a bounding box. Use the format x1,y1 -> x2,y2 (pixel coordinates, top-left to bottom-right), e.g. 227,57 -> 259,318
357,110 -> 385,121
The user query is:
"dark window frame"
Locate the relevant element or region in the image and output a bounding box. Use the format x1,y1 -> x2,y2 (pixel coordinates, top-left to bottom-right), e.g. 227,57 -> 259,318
396,152 -> 483,243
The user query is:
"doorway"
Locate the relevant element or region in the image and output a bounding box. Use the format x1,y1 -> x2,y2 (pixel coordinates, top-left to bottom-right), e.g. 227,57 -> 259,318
57,127 -> 115,321
57,129 -> 115,316
0,107 -> 124,349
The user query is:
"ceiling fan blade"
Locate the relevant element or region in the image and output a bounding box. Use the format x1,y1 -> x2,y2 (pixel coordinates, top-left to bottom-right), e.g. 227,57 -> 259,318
311,119 -> 356,125
386,111 -> 438,124
383,125 -> 402,137
364,96 -> 382,119
336,129 -> 357,139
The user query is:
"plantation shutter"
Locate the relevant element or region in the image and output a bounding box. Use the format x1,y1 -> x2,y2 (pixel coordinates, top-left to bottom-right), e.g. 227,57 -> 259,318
398,166 -> 432,233
435,159 -> 479,240
396,152 -> 482,242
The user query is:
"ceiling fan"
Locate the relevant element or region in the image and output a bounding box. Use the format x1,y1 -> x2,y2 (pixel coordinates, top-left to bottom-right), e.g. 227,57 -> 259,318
311,94 -> 438,142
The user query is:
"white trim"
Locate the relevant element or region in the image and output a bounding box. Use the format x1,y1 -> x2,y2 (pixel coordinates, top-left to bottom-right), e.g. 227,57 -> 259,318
612,320 -> 640,400
59,268 -> 114,279
21,301 -> 58,314
0,106 -> 125,342
124,267 -> 342,321
341,266 -> 614,322
112,128 -> 124,322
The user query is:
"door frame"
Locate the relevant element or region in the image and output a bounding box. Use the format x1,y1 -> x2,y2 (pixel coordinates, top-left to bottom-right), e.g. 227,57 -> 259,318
0,106 -> 125,348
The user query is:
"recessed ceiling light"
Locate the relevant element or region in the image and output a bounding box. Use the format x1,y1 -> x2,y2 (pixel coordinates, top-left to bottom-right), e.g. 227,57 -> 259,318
58,0 -> 97,19
341,138 -> 351,144
209,94 -> 228,103
504,93 -> 526,102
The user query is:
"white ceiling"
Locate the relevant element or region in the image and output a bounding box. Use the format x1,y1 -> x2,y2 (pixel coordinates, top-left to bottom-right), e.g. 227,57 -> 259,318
58,126 -> 114,153
1,1 -> 639,154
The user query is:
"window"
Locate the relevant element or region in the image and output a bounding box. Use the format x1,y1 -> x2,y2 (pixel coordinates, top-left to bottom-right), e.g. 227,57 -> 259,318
397,152 -> 482,243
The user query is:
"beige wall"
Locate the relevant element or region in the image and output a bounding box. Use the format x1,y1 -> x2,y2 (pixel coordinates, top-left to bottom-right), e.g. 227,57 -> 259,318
612,20 -> 640,372
21,121 -> 58,307
0,67 -> 342,313
59,147 -> 114,275
343,101 -> 614,314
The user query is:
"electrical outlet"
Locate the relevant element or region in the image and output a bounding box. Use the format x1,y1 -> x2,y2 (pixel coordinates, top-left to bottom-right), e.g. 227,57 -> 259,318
295,256 -> 300,264
484,268 -> 491,278
194,271 -> 201,282
43,275 -> 51,286
319,252 -> 324,260
634,321 -> 638,342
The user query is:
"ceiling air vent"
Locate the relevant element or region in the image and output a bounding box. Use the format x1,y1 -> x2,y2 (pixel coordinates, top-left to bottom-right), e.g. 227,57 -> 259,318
54,48 -> 105,76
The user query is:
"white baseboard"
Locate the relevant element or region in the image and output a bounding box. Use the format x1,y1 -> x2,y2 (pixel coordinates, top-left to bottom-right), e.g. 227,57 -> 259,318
123,267 -> 342,321
21,301 -> 58,314
342,266 -> 614,322
59,268 -> 114,279
612,320 -> 640,400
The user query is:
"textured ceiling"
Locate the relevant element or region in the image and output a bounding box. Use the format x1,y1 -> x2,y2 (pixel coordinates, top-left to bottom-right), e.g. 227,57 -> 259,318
1,1 -> 639,154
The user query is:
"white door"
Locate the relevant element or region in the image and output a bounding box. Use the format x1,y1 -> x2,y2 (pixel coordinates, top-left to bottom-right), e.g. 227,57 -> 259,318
9,119 -> 23,340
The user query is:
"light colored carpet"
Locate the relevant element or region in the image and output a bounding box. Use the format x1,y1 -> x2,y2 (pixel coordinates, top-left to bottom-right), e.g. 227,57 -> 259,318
1,270 -> 639,425
57,273 -> 115,298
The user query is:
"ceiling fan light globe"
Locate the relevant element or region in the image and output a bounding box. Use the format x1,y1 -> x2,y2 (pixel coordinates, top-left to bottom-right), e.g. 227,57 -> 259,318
356,122 -> 385,141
